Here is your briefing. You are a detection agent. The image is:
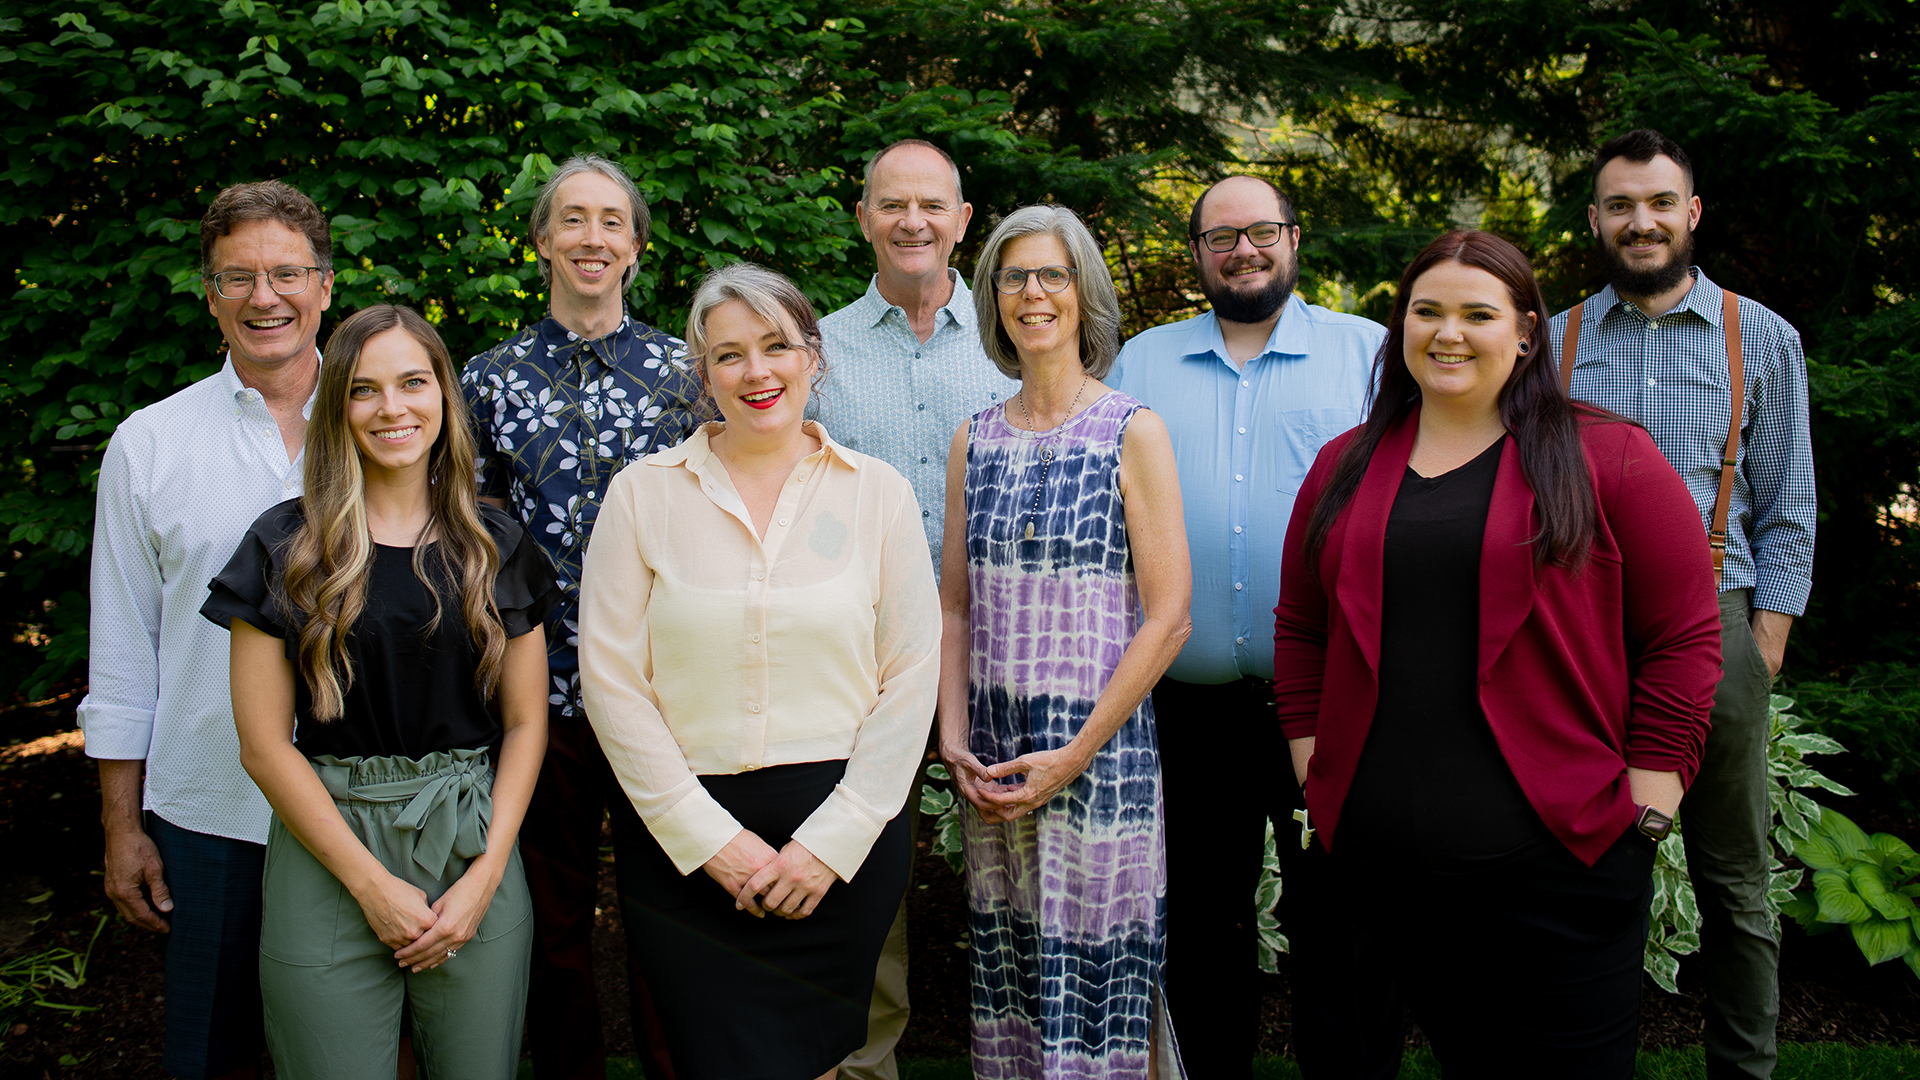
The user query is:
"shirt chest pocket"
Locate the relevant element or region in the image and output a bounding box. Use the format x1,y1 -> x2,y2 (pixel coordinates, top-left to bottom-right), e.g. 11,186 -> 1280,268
1273,408 -> 1360,494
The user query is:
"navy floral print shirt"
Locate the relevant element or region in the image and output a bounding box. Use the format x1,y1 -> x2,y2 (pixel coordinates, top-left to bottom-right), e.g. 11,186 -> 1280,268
461,310 -> 703,714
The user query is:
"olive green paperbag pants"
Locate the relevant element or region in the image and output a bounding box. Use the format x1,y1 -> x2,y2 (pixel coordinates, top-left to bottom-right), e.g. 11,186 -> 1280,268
259,748 -> 533,1080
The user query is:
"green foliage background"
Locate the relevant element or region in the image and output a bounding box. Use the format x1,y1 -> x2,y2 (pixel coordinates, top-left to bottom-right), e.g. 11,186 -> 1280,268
4,0 -> 1919,720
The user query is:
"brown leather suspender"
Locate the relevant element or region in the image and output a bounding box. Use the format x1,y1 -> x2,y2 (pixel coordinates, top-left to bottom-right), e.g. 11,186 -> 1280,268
1559,291 -> 1745,586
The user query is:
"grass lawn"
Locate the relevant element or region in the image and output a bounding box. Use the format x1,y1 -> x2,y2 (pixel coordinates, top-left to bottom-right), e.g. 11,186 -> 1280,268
561,1043 -> 1920,1079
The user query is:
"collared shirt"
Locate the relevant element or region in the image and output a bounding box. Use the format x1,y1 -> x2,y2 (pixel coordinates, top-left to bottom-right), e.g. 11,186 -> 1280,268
1550,268 -> 1815,616
1111,299 -> 1382,684
461,310 -> 703,713
78,358 -> 313,844
813,270 -> 1018,578
577,422 -> 941,881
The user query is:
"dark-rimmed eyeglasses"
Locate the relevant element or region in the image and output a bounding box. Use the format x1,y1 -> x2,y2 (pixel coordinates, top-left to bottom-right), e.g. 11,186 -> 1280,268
209,266 -> 324,299
993,265 -> 1077,295
1192,221 -> 1296,253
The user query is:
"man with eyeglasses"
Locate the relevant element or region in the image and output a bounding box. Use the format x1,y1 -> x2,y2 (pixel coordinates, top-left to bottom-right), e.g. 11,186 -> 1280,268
80,180 -> 334,1080
1110,175 -> 1402,1079
812,138 -> 1015,1080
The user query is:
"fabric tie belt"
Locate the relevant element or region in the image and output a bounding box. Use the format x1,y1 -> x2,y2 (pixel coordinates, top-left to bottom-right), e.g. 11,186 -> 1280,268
310,748 -> 493,880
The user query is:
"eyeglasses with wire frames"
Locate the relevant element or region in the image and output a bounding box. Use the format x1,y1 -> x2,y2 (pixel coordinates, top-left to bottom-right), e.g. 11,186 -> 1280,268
1191,221 -> 1297,254
208,266 -> 325,300
992,264 -> 1077,295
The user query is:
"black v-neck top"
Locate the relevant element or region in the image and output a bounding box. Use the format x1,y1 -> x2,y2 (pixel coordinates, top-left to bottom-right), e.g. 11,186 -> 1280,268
202,499 -> 560,760
1336,437 -> 1554,869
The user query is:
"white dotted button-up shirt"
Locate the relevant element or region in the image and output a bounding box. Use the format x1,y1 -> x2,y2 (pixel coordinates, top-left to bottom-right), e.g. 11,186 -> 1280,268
78,358 -> 313,844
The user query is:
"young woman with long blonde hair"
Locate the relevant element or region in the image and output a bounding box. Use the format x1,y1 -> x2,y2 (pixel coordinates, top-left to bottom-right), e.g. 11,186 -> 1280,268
201,304 -> 557,1079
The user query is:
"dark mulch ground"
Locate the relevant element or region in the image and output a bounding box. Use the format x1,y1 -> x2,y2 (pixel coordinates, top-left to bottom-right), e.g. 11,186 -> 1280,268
0,693 -> 1914,1079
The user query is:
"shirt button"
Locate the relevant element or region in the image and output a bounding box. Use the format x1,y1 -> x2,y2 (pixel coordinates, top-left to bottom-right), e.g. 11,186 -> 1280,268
1646,377 -> 1657,387
923,510 -> 931,518
1241,380 -> 1250,387
1234,474 -> 1244,482
1234,582 -> 1244,591
751,633 -> 761,643
757,572 -> 767,581
750,703 -> 761,713
744,762 -> 760,771
917,403 -> 926,411
777,518 -> 788,527
1238,427 -> 1246,434
920,456 -> 929,464
914,351 -> 922,359
1648,320 -> 1660,330
1236,636 -> 1247,645
1233,525 -> 1243,534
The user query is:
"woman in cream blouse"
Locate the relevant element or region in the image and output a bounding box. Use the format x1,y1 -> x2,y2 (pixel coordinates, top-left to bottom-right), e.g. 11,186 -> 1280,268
578,262 -> 940,1080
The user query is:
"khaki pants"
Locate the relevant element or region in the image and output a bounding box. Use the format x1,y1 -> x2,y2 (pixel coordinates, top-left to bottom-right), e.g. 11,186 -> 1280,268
259,750 -> 534,1080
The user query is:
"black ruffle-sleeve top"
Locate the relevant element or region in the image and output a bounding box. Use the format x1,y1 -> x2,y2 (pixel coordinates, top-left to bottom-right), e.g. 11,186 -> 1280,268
201,499 -> 560,760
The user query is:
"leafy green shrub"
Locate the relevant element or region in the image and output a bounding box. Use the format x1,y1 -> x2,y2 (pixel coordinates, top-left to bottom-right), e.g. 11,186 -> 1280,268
1778,808 -> 1920,979
1644,694 -> 1856,992
1788,663 -> 1920,815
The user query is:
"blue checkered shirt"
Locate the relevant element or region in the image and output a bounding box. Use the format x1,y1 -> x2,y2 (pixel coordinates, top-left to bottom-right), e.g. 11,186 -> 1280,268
461,310 -> 703,713
1550,268 -> 1815,616
812,271 -> 1019,579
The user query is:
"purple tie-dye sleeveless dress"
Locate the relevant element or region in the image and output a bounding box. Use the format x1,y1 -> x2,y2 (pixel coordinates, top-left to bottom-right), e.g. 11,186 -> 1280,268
960,390 -> 1172,1079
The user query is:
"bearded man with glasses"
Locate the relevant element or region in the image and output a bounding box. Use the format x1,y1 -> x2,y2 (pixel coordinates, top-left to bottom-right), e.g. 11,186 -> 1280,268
80,180 -> 335,1080
1109,175 -> 1405,1080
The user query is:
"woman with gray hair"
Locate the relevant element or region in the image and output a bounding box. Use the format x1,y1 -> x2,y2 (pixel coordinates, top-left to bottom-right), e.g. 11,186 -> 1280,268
577,262 -> 941,1079
939,205 -> 1192,1077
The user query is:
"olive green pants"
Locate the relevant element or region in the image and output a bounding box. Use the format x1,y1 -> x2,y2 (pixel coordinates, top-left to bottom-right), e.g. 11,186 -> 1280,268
259,749 -> 533,1080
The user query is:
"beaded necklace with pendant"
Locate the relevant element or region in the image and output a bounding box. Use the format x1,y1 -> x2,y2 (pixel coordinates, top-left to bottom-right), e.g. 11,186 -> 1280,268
1014,373 -> 1089,541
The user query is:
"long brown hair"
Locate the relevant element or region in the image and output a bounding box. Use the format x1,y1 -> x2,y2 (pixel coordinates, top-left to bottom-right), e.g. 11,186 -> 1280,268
1302,229 -> 1598,570
279,305 -> 506,720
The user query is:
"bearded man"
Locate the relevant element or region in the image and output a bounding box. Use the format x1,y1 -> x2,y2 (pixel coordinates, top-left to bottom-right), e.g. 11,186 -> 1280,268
1110,175 -> 1404,1080
1552,129 -> 1814,1080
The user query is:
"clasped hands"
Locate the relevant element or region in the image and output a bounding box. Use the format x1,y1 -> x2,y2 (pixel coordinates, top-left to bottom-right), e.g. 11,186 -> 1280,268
703,831 -> 836,919
941,742 -> 1088,823
354,865 -> 497,973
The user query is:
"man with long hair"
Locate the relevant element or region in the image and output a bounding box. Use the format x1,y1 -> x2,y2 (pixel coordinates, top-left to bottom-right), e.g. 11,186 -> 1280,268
79,180 -> 334,1080
459,153 -> 701,1080
1552,129 -> 1815,1080
1109,175 -> 1404,1079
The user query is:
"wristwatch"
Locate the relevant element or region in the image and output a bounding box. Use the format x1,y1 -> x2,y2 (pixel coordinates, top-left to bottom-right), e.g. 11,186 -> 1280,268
1634,804 -> 1675,842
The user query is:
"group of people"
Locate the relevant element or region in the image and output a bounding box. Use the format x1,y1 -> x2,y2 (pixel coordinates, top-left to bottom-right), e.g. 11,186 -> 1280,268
79,125 -> 1812,1080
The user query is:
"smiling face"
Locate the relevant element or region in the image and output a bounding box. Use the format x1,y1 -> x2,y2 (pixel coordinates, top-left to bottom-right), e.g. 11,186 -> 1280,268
347,326 -> 445,482
1401,260 -> 1535,424
204,218 -> 334,374
995,231 -> 1082,369
857,144 -> 973,294
1192,175 -> 1299,326
1589,153 -> 1701,303
535,170 -> 641,312
702,299 -> 817,443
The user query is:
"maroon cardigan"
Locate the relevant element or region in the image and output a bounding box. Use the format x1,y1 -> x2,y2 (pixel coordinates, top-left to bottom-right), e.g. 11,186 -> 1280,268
1271,410 -> 1722,867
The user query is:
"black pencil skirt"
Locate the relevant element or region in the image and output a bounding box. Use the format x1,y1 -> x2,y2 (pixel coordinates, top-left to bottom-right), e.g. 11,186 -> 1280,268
614,759 -> 910,1080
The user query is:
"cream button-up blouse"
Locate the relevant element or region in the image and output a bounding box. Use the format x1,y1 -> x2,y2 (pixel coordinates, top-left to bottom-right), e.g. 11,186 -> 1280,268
579,421 -> 940,880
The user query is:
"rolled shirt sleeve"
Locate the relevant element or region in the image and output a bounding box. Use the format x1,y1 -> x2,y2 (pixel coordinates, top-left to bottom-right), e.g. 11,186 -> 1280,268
77,430 -> 161,760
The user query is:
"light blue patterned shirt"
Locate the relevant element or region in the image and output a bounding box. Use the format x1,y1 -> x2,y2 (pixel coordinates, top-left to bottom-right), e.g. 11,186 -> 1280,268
814,270 -> 1019,578
1111,299 -> 1382,684
1551,268 -> 1815,616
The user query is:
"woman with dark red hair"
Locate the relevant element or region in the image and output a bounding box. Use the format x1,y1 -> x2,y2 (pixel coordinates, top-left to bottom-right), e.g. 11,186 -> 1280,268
1272,229 -> 1722,1075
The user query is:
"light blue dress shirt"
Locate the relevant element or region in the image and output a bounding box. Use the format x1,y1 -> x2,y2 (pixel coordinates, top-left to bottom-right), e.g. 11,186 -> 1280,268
814,270 -> 1020,579
1111,298 -> 1382,683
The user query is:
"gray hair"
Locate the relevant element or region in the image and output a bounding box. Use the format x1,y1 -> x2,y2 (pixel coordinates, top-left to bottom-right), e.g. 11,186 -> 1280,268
971,205 -> 1121,380
683,262 -> 828,411
529,154 -> 651,291
860,139 -> 964,210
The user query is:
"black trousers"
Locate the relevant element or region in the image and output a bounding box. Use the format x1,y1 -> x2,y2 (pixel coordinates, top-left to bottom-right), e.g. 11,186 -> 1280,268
1154,676 -> 1405,1080
1341,831 -> 1656,1079
520,708 -> 674,1080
